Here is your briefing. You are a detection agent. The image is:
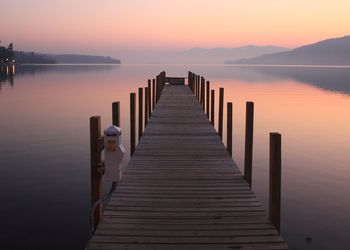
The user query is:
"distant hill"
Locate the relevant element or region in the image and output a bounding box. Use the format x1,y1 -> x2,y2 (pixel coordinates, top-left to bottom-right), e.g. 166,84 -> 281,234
14,51 -> 121,64
14,51 -> 56,64
48,54 -> 120,64
174,45 -> 289,64
229,35 -> 350,65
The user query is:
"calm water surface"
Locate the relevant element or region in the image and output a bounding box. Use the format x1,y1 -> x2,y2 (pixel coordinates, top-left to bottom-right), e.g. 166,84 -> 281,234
0,64 -> 349,250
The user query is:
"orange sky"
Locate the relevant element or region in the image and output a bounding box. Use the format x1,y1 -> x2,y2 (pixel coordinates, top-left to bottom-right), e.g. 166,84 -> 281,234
2,0 -> 350,55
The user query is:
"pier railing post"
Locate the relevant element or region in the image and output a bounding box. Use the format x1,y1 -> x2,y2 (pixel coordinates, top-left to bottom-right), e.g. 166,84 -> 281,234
211,89 -> 215,126
195,75 -> 197,96
197,76 -> 200,100
201,77 -> 205,110
195,75 -> 197,99
138,88 -> 143,140
227,102 -> 233,156
195,74 -> 197,96
218,88 -> 224,139
112,102 -> 120,127
130,93 -> 136,156
152,79 -> 156,110
90,116 -> 103,229
244,102 -> 254,186
145,87 -> 149,127
156,75 -> 159,103
269,132 -> 282,233
206,81 -> 210,117
148,79 -> 152,116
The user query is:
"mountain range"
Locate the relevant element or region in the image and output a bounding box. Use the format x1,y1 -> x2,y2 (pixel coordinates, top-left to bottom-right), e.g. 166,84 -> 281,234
173,45 -> 289,64
227,35 -> 350,65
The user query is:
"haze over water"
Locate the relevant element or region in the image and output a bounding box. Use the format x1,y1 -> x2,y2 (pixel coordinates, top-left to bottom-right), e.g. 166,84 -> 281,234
0,64 -> 349,249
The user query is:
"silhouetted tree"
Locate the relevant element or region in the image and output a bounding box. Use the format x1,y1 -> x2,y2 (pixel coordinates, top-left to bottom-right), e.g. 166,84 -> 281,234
0,42 -> 15,63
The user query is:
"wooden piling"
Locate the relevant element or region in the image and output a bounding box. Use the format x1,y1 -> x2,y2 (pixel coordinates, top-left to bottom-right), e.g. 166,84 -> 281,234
188,72 -> 193,92
197,76 -> 200,100
201,78 -> 205,110
90,116 -> 103,229
206,81 -> 210,117
244,102 -> 254,186
156,75 -> 159,103
218,88 -> 224,139
145,87 -> 149,127
130,93 -> 136,156
269,132 -> 282,233
152,79 -> 155,110
195,74 -> 198,96
211,90 -> 215,126
112,102 -> 120,127
227,102 -> 233,156
138,88 -> 143,140
148,80 -> 151,116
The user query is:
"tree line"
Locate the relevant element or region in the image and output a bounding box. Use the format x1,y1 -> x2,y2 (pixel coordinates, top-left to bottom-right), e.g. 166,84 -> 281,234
0,42 -> 15,63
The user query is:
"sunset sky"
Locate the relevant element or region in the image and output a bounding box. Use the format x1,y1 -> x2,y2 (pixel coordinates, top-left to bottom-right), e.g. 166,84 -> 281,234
2,0 -> 350,60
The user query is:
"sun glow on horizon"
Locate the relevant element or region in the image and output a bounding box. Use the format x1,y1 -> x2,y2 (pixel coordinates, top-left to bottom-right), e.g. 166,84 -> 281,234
2,0 -> 350,56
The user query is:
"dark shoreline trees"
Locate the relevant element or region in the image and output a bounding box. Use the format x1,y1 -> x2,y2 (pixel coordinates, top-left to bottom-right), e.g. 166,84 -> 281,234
0,42 -> 15,64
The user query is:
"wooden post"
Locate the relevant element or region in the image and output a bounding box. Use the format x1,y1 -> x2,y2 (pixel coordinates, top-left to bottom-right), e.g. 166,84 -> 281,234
145,87 -> 149,127
206,81 -> 210,118
130,93 -> 136,156
201,78 -> 205,110
138,88 -> 143,140
156,74 -> 161,103
218,88 -> 224,139
112,101 -> 120,127
195,76 -> 198,99
244,102 -> 254,186
227,102 -> 233,156
152,79 -> 155,110
148,80 -> 151,117
211,90 -> 215,126
199,77 -> 202,103
155,75 -> 159,103
269,132 -> 282,233
90,116 -> 103,229
194,75 -> 197,96
197,76 -> 200,100
188,72 -> 193,92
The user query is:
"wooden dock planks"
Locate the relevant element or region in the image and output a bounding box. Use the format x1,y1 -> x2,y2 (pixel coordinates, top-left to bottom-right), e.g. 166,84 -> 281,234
87,85 -> 288,250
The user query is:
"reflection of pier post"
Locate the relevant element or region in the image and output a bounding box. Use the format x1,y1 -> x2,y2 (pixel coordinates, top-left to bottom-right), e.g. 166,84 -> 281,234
8,65 -> 15,86
0,64 -> 15,87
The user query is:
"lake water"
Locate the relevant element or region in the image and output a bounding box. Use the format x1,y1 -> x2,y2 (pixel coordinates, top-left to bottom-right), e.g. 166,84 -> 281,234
0,64 -> 349,250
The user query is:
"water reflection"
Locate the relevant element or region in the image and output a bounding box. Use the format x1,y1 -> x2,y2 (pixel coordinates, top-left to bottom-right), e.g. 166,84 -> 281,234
0,65 -> 15,88
14,64 -> 119,77
241,66 -> 350,94
0,64 -> 349,249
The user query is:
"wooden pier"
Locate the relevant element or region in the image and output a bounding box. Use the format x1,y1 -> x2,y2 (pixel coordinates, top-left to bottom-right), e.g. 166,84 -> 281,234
87,73 -> 288,249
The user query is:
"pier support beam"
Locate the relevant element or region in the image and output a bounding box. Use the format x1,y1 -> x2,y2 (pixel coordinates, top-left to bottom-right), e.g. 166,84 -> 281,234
227,102 -> 233,156
218,88 -> 224,139
269,132 -> 282,233
145,87 -> 149,127
138,88 -> 143,140
244,102 -> 254,186
130,93 -> 136,156
206,81 -> 210,117
112,102 -> 120,127
211,90 -> 215,126
90,116 -> 103,230
152,79 -> 155,110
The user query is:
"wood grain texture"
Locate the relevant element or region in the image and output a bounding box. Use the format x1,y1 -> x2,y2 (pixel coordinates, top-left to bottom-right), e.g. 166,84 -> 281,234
87,85 -> 288,249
